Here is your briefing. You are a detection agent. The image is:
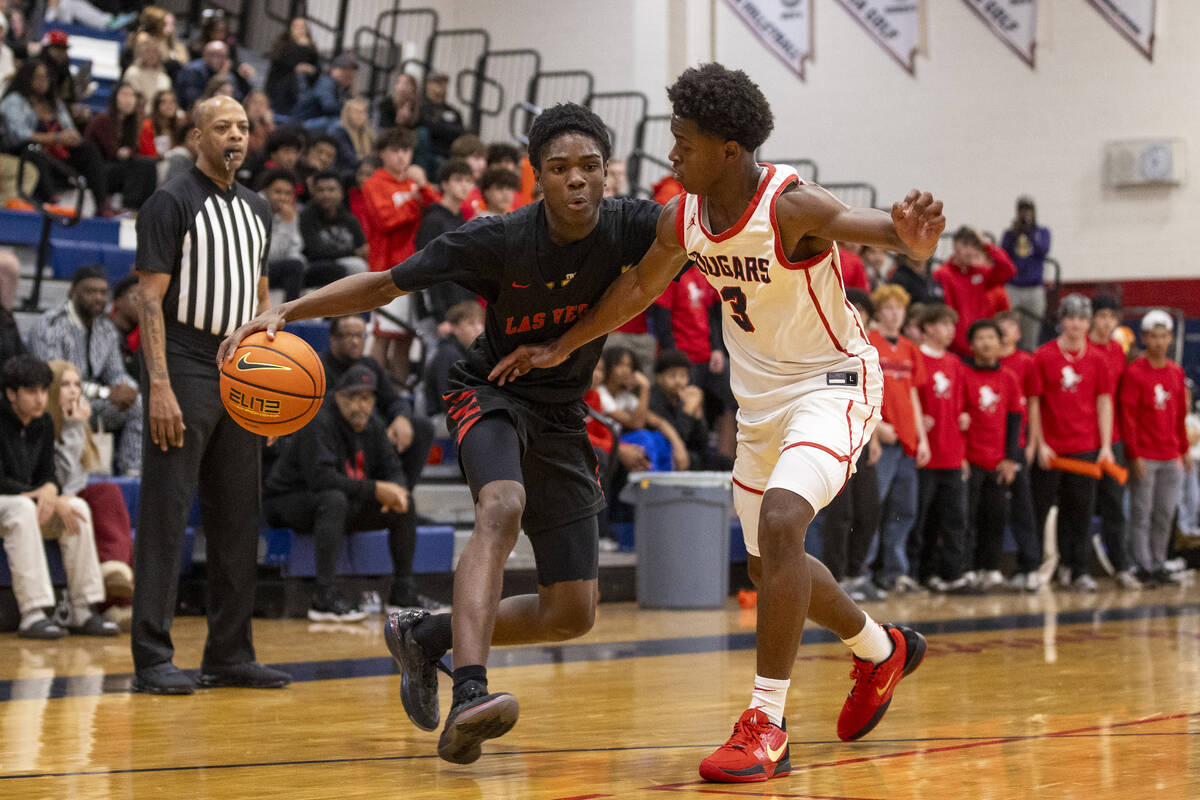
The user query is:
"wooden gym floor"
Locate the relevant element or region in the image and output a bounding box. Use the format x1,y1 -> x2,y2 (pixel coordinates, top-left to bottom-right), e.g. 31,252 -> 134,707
1,585 -> 1197,799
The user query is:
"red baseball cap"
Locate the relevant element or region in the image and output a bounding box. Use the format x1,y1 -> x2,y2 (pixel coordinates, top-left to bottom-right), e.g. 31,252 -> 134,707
43,29 -> 69,47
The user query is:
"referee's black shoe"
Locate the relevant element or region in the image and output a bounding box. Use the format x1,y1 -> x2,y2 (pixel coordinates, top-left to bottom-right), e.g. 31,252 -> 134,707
385,609 -> 449,731
132,662 -> 195,695
437,680 -> 519,765
196,662 -> 292,689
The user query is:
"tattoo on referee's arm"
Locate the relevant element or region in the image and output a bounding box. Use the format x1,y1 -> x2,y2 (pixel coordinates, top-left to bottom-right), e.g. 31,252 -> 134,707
139,296 -> 170,383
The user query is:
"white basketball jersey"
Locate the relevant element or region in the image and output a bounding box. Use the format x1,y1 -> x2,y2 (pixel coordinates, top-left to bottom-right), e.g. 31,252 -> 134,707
675,163 -> 883,412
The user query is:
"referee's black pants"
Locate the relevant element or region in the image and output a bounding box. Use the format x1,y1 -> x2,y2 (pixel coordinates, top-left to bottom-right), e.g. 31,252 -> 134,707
132,346 -> 261,671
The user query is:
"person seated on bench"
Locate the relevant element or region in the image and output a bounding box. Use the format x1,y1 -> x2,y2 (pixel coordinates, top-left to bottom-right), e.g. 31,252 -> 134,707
264,364 -> 438,621
0,355 -> 117,639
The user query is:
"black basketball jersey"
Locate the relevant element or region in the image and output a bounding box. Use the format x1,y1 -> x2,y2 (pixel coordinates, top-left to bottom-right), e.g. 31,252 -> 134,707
390,198 -> 661,404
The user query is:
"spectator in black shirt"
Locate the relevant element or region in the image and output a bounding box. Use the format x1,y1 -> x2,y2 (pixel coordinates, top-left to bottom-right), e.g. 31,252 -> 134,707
265,364 -> 421,621
321,315 -> 434,494
649,349 -> 732,471
416,72 -> 464,170
417,159 -> 476,328
888,254 -> 942,306
264,17 -> 319,116
426,301 -> 484,415
299,170 -> 368,287
109,274 -> 141,382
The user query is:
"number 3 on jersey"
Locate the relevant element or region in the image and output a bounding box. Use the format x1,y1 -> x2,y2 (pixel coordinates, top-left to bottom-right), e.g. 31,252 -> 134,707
720,286 -> 755,332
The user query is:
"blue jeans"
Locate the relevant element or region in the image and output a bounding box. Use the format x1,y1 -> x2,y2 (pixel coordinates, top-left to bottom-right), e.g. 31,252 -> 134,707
872,443 -> 918,585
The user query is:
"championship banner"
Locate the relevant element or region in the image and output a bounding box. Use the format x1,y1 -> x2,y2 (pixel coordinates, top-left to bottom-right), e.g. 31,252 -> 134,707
722,0 -> 813,79
831,0 -> 924,75
961,0 -> 1037,67
1084,0 -> 1156,61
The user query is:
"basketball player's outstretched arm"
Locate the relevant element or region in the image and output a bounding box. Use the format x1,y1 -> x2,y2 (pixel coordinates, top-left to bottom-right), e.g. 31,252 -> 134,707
775,185 -> 945,260
489,198 -> 689,385
217,270 -> 403,364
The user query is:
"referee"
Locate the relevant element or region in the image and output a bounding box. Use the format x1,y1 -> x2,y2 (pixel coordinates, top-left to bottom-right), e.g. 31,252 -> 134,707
130,96 -> 290,694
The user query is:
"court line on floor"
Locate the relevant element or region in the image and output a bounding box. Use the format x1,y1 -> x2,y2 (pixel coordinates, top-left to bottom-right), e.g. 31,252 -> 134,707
1,600 -> 1197,702
2,715 -> 1195,783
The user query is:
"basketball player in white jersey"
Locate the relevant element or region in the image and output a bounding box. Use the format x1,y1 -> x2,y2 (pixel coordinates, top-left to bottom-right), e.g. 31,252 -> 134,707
491,63 -> 944,783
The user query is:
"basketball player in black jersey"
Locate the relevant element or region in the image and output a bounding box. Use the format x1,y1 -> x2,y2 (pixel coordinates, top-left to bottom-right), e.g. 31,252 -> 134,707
218,104 -> 692,763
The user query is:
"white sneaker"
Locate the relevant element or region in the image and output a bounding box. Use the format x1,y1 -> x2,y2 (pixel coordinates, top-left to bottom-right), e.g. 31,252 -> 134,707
1163,558 -> 1187,573
1007,573 -> 1027,592
1023,571 -> 1041,592
926,575 -> 948,592
894,574 -> 925,594
978,570 -> 1005,592
962,570 -> 979,589
1073,574 -> 1099,593
1115,570 -> 1142,591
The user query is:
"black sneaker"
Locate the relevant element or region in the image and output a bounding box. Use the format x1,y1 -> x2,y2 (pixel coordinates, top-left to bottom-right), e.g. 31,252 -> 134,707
17,617 -> 68,640
196,662 -> 291,689
132,662 -> 196,695
309,589 -> 367,623
437,680 -> 519,765
384,609 -> 446,731
385,593 -> 449,615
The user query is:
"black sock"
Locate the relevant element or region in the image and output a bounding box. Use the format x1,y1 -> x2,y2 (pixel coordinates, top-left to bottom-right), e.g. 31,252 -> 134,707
411,612 -> 453,658
452,664 -> 487,702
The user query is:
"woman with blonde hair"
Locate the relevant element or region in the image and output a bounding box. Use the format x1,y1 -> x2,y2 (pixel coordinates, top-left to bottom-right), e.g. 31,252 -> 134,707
122,33 -> 171,115
332,97 -> 374,171
48,360 -> 134,608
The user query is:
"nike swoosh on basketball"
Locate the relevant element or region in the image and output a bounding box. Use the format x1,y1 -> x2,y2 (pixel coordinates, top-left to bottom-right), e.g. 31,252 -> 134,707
237,354 -> 290,371
511,282 -> 531,288
765,738 -> 787,762
876,672 -> 899,697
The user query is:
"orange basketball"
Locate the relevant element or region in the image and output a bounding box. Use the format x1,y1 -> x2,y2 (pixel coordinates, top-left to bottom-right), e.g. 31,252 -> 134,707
219,331 -> 325,436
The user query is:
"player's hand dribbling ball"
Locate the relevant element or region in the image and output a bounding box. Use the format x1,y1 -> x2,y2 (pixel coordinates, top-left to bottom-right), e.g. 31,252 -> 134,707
219,331 -> 325,436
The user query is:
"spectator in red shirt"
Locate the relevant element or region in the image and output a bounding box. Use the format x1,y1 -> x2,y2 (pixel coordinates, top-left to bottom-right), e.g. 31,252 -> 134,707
1087,293 -> 1137,587
933,227 -> 1016,357
1029,294 -> 1115,592
362,127 -> 439,383
838,244 -> 870,291
650,267 -> 736,459
1120,310 -> 1189,585
866,284 -> 929,593
994,310 -> 1042,590
910,304 -> 969,592
962,319 -> 1026,592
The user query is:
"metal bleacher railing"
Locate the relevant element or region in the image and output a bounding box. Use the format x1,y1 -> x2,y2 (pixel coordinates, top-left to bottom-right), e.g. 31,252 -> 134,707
15,146 -> 84,311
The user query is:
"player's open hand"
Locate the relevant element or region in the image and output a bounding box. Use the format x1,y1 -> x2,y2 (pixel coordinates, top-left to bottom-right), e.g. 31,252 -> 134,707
217,308 -> 288,367
488,341 -> 569,386
892,189 -> 945,260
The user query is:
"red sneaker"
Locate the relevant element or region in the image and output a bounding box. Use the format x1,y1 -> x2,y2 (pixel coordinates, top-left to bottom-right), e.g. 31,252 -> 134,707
837,624 -> 926,741
698,708 -> 790,783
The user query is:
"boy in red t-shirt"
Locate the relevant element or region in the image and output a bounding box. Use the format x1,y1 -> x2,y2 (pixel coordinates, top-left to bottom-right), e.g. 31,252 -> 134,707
1120,310 -> 1189,584
361,127 -> 440,382
1029,294 -> 1115,592
1088,294 -> 1138,587
910,304 -> 969,592
867,284 -> 929,593
995,310 -> 1043,589
962,319 -> 1025,592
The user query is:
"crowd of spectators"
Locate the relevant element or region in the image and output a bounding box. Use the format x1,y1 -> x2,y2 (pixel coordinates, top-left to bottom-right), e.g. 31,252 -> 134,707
0,4 -> 1195,636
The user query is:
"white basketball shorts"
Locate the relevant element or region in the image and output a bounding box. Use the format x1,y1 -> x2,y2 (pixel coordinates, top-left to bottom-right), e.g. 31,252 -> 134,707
732,381 -> 878,557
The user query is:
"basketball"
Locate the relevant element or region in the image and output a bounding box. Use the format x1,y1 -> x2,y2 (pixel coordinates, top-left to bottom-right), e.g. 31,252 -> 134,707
219,331 -> 326,436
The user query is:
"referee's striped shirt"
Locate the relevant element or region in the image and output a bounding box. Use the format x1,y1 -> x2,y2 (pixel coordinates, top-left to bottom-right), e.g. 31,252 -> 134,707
135,166 -> 271,355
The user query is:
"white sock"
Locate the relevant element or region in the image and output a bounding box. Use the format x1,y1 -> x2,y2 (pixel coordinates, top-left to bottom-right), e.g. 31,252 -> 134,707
842,614 -> 894,664
749,675 -> 790,726
19,609 -> 47,631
